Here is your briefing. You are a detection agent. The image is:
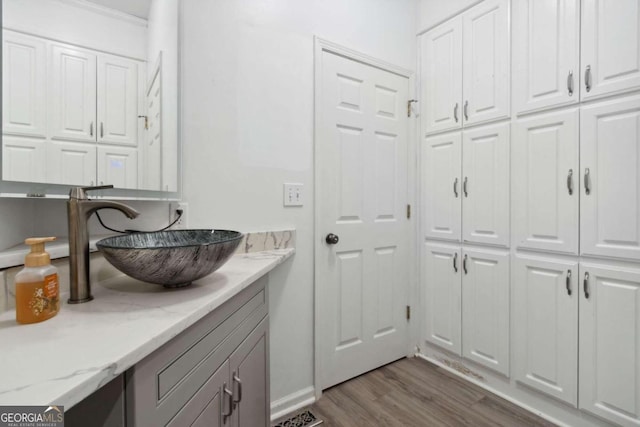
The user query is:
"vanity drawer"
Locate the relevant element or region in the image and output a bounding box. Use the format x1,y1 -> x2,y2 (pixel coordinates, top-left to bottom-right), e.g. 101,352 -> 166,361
126,276 -> 267,427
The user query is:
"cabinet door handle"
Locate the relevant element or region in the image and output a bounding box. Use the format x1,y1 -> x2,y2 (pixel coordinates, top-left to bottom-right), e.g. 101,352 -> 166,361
567,169 -> 573,195
463,177 -> 468,197
566,270 -> 572,296
222,383 -> 233,422
464,100 -> 469,121
584,272 -> 590,299
584,168 -> 591,195
567,71 -> 574,96
453,252 -> 458,273
100,122 -> 104,138
90,122 -> 94,137
232,373 -> 243,405
454,103 -> 459,123
453,177 -> 459,198
463,254 -> 468,275
585,65 -> 592,92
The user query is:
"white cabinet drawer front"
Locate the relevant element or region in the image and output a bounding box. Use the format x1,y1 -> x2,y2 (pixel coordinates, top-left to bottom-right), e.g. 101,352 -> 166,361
422,132 -> 462,242
581,95 -> 640,261
512,0 -> 580,114
423,242 -> 462,355
581,0 -> 640,100
579,263 -> 640,426
462,122 -> 510,247
461,248 -> 510,376
513,109 -> 579,254
513,254 -> 578,406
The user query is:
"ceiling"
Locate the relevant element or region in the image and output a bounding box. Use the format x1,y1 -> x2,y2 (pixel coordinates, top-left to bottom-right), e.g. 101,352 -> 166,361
85,0 -> 152,19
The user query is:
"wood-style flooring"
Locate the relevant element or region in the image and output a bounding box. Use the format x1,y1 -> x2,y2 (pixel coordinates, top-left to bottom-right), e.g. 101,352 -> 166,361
306,357 -> 556,427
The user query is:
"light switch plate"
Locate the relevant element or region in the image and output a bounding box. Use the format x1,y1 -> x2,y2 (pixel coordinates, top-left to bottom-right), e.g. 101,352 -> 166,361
283,183 -> 303,206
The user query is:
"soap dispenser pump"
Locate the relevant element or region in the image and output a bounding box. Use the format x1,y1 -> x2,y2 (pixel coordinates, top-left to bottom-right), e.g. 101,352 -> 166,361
15,237 -> 60,324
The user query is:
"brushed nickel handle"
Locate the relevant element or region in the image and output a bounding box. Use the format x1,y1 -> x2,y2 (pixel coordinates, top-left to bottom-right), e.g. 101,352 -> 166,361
100,122 -> 104,138
453,252 -> 458,273
584,272 -> 590,299
454,103 -> 459,123
584,168 -> 591,195
90,122 -> 93,137
463,177 -> 468,197
453,177 -> 459,198
463,254 -> 468,275
567,71 -> 574,96
567,169 -> 574,195
585,65 -> 592,92
464,100 -> 469,121
566,270 -> 572,296
222,383 -> 233,422
232,373 -> 242,405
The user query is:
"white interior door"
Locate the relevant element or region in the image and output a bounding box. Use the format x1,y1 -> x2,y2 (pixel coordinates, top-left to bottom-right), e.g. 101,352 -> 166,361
317,48 -> 410,389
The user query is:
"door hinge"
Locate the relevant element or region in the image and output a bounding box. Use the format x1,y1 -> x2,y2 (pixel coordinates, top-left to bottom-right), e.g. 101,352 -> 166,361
406,305 -> 411,320
407,99 -> 418,117
406,204 -> 411,219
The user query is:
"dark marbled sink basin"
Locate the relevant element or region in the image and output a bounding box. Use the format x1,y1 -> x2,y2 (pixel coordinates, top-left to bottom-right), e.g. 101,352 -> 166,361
96,229 -> 243,287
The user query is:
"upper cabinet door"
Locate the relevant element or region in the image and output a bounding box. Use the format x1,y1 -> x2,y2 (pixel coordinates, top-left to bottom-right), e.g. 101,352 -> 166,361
421,17 -> 463,135
50,45 -> 97,143
97,54 -> 139,146
579,263 -> 640,426
462,0 -> 510,126
97,145 -> 138,189
581,95 -> 640,261
2,31 -> 47,138
513,109 -> 579,254
462,122 -> 510,247
512,0 -> 580,114
422,132 -> 462,242
581,0 -> 640,100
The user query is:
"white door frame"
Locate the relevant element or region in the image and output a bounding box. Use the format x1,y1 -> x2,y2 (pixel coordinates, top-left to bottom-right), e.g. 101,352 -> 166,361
313,36 -> 418,400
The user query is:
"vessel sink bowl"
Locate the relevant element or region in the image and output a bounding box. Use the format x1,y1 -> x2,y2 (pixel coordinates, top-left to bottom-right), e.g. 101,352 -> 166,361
96,229 -> 243,287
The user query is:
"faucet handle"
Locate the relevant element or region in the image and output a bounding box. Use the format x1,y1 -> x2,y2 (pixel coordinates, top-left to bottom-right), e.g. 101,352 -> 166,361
69,184 -> 114,200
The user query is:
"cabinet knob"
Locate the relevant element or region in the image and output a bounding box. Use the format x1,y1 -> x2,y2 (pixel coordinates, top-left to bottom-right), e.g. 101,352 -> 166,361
325,233 -> 339,245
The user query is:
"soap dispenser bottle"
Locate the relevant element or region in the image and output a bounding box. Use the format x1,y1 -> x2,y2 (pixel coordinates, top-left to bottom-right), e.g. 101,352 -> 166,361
15,237 -> 60,324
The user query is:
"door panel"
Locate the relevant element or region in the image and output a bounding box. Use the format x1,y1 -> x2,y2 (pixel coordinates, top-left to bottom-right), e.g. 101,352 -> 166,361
462,122 -> 510,247
421,17 -> 463,135
513,254 -> 578,406
462,0 -> 510,125
581,0 -> 640,100
1,137 -> 46,183
46,141 -> 96,186
97,146 -> 137,189
422,132 -> 462,242
581,95 -> 640,260
318,50 -> 409,389
461,248 -> 509,376
579,263 -> 640,426
513,109 -> 579,254
512,0 -> 580,114
424,243 -> 461,355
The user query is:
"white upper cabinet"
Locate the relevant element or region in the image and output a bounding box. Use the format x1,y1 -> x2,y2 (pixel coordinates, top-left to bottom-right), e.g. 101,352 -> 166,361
462,0 -> 510,125
581,0 -> 640,100
97,146 -> 138,189
462,122 -> 510,247
513,108 -> 579,254
97,54 -> 139,146
46,141 -> 96,186
50,45 -> 97,143
2,31 -> 47,138
422,132 -> 462,242
2,137 -> 46,183
421,17 -> 463,135
512,0 -> 580,114
581,95 -> 640,261
579,262 -> 640,426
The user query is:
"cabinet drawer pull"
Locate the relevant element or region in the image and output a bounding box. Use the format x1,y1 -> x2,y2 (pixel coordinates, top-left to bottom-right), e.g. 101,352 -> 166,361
566,270 -> 572,296
464,100 -> 469,121
232,373 -> 243,405
454,103 -> 459,123
584,168 -> 591,195
463,177 -> 468,197
567,169 -> 573,195
567,71 -> 574,96
222,383 -> 233,422
100,122 -> 104,138
90,122 -> 94,137
584,272 -> 590,299
453,252 -> 458,273
585,65 -> 592,92
453,178 -> 459,198
463,254 -> 468,275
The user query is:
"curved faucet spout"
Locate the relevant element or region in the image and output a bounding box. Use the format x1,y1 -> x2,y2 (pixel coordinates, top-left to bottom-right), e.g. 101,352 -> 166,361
81,201 -> 140,221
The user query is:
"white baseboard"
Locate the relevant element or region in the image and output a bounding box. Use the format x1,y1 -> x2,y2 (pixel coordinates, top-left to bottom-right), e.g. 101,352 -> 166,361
270,386 -> 316,422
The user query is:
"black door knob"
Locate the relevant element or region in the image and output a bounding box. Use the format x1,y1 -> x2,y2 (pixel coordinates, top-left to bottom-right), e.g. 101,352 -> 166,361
325,233 -> 339,245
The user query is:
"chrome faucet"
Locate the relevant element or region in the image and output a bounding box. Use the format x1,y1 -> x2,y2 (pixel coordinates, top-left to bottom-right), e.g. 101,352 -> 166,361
67,185 -> 139,304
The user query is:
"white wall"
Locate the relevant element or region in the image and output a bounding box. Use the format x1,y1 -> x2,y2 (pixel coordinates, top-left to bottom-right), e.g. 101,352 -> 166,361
417,0 -> 481,33
181,0 -> 417,406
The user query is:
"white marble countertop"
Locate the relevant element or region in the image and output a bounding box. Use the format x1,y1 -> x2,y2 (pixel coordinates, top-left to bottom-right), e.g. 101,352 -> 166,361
0,248 -> 294,409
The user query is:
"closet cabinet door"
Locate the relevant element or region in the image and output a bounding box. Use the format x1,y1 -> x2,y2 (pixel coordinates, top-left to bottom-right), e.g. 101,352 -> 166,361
462,122 -> 510,247
2,30 -> 47,138
579,263 -> 640,426
50,45 -> 97,142
423,243 -> 461,356
512,109 -> 579,254
422,132 -> 462,243
581,95 -> 640,261
2,137 -> 46,183
97,54 -> 139,146
512,0 -> 580,114
46,141 -> 96,186
421,17 -> 463,135
513,255 -> 578,407
461,248 -> 509,376
581,0 -> 640,100
97,146 -> 138,189
462,0 -> 510,126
